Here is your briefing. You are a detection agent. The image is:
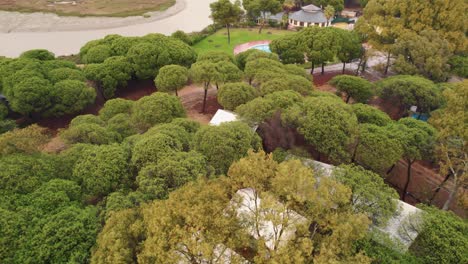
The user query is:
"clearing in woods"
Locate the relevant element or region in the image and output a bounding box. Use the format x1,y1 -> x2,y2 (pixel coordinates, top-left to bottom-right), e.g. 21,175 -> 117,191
0,0 -> 176,17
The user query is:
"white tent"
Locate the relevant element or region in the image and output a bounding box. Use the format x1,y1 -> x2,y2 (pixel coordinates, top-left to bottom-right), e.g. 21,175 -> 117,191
209,109 -> 238,126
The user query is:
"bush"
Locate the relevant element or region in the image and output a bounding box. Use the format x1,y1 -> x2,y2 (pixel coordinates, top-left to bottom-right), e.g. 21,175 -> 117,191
171,30 -> 193,45
218,82 -> 257,110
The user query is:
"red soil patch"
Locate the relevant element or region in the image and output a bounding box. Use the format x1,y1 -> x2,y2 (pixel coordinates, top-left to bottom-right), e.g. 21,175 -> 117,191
178,85 -> 222,124
312,70 -> 355,86
386,160 -> 466,218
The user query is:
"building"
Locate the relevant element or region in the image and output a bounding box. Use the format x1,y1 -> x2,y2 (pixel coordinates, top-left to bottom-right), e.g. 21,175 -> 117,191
288,4 -> 329,28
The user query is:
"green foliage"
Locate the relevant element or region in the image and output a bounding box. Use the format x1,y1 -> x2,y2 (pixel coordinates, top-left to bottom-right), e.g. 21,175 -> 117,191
99,98 -> 134,121
131,92 -> 185,131
155,65 -> 189,96
334,165 -> 398,225
193,121 -> 262,174
7,76 -> 52,116
448,55 -> 468,78
72,144 -> 130,197
137,151 -> 209,199
60,123 -> 119,145
48,67 -> 86,83
0,103 -> 8,119
83,45 -> 112,64
235,49 -> 279,70
197,51 -> 235,64
20,49 -> 55,61
145,123 -> 192,151
217,82 -> 257,110
353,124 -> 403,173
107,113 -> 138,140
411,205 -> 468,264
84,56 -> 134,99
70,114 -> 105,127
131,133 -> 183,169
47,80 -> 96,116
210,0 -> 244,43
0,120 -> 16,135
330,75 -> 373,103
393,30 -> 452,82
377,75 -> 441,113
170,118 -> 201,134
284,97 -> 358,163
351,103 -> 392,126
171,30 -> 193,45
0,154 -> 60,194
354,234 -> 420,264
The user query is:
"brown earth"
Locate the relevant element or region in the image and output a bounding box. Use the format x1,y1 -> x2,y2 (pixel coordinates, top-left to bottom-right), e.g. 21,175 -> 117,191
178,84 -> 222,125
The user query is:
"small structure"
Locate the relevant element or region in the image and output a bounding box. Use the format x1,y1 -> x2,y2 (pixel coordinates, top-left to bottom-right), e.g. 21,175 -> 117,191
288,4 -> 329,28
209,109 -> 238,126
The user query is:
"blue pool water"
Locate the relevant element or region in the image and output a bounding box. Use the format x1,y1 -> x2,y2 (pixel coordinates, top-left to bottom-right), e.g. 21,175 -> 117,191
250,44 -> 271,53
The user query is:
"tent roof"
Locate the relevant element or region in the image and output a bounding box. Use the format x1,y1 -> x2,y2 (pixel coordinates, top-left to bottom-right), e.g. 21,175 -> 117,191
289,10 -> 327,23
209,109 -> 238,126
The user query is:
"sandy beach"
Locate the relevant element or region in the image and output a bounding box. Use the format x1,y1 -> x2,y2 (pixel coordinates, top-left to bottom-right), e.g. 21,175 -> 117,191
0,0 -> 215,57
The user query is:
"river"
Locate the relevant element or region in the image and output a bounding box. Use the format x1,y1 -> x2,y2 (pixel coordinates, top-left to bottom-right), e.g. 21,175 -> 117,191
0,0 -> 215,58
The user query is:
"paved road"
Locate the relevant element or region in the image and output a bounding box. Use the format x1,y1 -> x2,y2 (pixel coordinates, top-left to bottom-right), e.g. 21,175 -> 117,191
0,0 -> 215,57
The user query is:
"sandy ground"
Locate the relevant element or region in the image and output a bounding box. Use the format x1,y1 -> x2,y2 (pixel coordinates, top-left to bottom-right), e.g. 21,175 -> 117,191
0,0 -> 186,33
0,0 -> 215,57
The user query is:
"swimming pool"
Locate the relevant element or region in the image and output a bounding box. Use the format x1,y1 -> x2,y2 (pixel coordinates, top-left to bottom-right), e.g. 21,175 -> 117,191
250,44 -> 271,53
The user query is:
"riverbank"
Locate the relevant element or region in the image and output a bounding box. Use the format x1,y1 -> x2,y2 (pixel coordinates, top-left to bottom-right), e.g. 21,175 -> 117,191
0,0 -> 185,33
0,0 -> 215,57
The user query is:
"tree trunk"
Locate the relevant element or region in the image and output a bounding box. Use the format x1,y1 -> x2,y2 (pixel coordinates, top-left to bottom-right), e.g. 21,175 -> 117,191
442,177 -> 458,210
175,89 -> 178,97
386,164 -> 396,176
345,95 -> 351,103
311,61 -> 315,74
355,57 -> 362,75
351,141 -> 359,163
402,160 -> 413,201
384,50 -> 391,75
342,62 -> 346,74
258,13 -> 265,34
202,84 -> 208,113
227,24 -> 231,44
321,63 -> 325,75
429,172 -> 451,204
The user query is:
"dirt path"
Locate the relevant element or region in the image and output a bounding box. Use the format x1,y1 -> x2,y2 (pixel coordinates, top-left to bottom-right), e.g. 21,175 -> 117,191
178,85 -> 222,125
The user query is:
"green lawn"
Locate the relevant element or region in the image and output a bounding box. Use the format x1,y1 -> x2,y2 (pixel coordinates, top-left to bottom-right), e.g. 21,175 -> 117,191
193,28 -> 294,55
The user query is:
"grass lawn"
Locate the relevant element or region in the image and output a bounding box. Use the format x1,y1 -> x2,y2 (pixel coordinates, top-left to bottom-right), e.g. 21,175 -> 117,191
0,0 -> 175,17
193,28 -> 294,55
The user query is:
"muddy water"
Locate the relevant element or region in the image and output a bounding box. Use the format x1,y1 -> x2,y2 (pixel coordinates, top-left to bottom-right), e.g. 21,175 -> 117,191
0,0 -> 215,57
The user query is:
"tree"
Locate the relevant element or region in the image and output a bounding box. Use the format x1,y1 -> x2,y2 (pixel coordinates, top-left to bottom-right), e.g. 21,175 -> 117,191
197,51 -> 236,64
336,30 -> 362,73
243,0 -> 282,33
410,205 -> 468,264
189,61 -> 220,113
131,133 -> 183,169
235,97 -> 276,123
145,123 -> 192,151
377,75 -> 441,116
107,113 -> 138,140
48,67 -> 86,83
351,103 -> 392,127
0,125 -> 50,156
84,56 -> 134,99
136,151 -> 209,200
73,144 -> 130,197
20,49 -> 55,61
392,30 -> 452,82
83,45 -> 112,64
7,76 -> 52,118
329,75 -> 373,103
210,0 -> 244,44
91,208 -> 144,264
47,80 -> 96,117
429,81 -> 467,210
334,164 -> 399,225
448,55 -> 468,78
312,0 -> 344,12
20,206 -> 98,263
171,30 -> 192,45
69,114 -> 105,127
60,123 -> 119,145
98,98 -> 134,121
235,49 -> 279,70
214,61 -> 243,89
131,92 -> 186,131
324,5 -> 335,26
217,82 -> 257,110
389,118 -> 437,200
283,97 -> 358,162
193,121 -> 262,174
155,65 -> 189,96
352,124 -> 404,174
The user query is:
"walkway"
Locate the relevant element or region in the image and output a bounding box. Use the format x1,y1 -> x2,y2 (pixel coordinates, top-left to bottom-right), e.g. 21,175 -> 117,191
0,0 -> 215,57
